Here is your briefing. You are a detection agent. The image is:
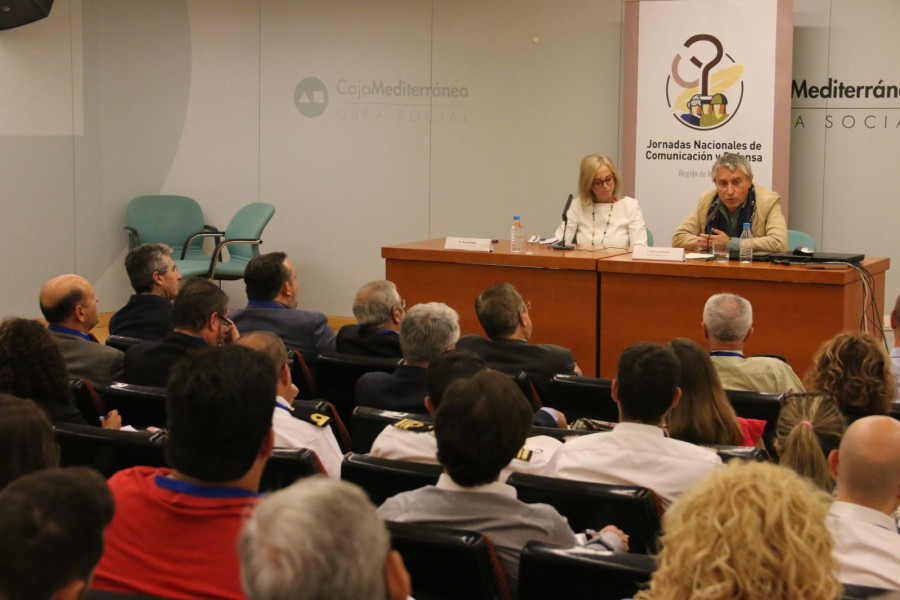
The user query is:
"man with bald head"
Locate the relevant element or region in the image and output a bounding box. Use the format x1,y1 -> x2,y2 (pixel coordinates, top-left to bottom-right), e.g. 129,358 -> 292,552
40,274 -> 124,389
827,415 -> 900,590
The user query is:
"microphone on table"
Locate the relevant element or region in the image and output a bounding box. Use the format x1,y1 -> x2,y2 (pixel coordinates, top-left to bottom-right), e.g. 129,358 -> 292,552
703,198 -> 719,252
552,194 -> 575,250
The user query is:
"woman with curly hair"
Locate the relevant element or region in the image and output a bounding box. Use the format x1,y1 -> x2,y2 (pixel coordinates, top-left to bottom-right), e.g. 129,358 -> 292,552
775,394 -> 845,491
666,338 -> 765,447
0,318 -> 119,428
804,332 -> 895,423
634,461 -> 840,600
0,393 -> 59,489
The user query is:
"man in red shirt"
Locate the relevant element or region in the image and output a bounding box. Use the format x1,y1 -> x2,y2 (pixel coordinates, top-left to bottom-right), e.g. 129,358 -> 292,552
92,345 -> 276,600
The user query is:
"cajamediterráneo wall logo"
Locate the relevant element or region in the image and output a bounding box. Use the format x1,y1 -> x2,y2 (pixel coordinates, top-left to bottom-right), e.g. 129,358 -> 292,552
295,77 -> 328,118
666,34 -> 744,131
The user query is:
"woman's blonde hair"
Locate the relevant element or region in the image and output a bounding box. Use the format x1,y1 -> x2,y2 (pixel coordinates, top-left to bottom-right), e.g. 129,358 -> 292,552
776,394 -> 845,491
666,338 -> 743,446
635,461 -> 840,600
578,154 -> 621,203
803,332 -> 895,421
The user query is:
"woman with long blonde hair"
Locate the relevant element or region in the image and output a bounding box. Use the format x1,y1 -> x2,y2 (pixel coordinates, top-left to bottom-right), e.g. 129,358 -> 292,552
635,461 -> 841,600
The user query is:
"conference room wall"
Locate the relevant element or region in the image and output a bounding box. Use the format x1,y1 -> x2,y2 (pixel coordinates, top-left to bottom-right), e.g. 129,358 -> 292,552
0,0 -> 897,333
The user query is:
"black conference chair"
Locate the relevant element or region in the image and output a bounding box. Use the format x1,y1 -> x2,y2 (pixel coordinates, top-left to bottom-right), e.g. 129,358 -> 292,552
544,374 -> 618,422
103,382 -> 168,429
387,521 -> 512,600
705,444 -> 769,462
87,590 -> 178,600
842,584 -> 900,599
69,378 -> 106,423
518,541 -> 656,600
341,453 -> 441,506
290,398 -> 352,453
351,406 -> 433,454
54,423 -> 167,477
314,352 -> 402,427
527,424 -> 596,443
507,472 -> 662,554
725,389 -> 783,457
259,448 -> 325,492
105,335 -> 150,353
288,349 -> 318,400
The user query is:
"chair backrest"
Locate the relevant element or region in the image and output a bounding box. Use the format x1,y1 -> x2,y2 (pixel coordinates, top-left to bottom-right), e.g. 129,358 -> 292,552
126,195 -> 205,253
506,472 -> 662,554
507,369 -> 542,410
341,453 -> 441,506
724,389 -> 783,456
351,406 -> 433,454
518,541 -> 656,600
528,424 -> 595,443
221,202 -> 275,262
105,335 -> 150,353
291,398 -> 352,453
53,422 -> 167,477
705,444 -> 769,462
787,229 -> 817,252
103,382 -> 168,429
288,349 -> 318,399
259,448 -> 325,492
315,352 -> 402,427
544,374 -> 618,422
387,521 -> 512,600
841,583 -> 900,600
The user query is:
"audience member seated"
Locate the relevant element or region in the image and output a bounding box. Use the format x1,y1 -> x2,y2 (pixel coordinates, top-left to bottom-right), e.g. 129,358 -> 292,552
827,415 -> 900,590
543,342 -> 722,510
457,282 -> 581,400
336,280 -> 405,358
667,338 -> 765,447
804,332 -> 896,424
237,330 -> 344,478
370,349 -> 563,478
109,243 -> 182,338
230,252 -> 335,366
0,467 -> 115,600
0,393 -> 58,489
92,345 -> 275,599
671,152 -> 788,253
124,277 -> 239,387
775,394 -> 844,491
701,293 -> 804,393
378,370 -> 626,596
240,477 -> 411,600
0,318 -> 120,428
39,274 -> 124,389
356,302 -> 459,413
633,461 -> 840,600
891,293 -> 900,399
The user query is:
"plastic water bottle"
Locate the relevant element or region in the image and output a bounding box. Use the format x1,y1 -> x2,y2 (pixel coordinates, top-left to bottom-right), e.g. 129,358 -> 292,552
510,216 -> 525,253
739,222 -> 753,264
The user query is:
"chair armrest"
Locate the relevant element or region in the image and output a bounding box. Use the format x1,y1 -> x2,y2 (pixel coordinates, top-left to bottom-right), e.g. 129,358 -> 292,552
180,229 -> 225,259
123,226 -> 141,247
206,239 -> 263,279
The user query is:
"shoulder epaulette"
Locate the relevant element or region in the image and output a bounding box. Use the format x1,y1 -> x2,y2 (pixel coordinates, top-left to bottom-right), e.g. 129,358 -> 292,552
294,411 -> 331,428
515,447 -> 534,462
390,418 -> 434,433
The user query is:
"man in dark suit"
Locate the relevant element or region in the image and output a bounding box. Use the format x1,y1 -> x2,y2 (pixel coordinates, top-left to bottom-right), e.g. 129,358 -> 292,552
456,282 -> 581,401
40,274 -> 124,389
336,280 -> 404,358
124,277 -> 239,386
229,252 -> 335,367
109,243 -> 182,339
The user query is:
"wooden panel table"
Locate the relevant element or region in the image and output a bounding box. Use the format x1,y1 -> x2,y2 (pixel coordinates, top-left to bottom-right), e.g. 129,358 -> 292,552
596,255 -> 889,378
382,239 -> 627,377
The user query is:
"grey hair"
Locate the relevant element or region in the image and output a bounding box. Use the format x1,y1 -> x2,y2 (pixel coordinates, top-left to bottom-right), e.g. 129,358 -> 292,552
124,243 -> 173,294
352,281 -> 401,327
703,293 -> 753,342
239,477 -> 390,600
400,302 -> 460,364
710,153 -> 753,180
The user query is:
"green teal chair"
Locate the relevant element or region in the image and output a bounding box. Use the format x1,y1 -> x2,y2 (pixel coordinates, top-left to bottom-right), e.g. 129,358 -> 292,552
125,195 -> 216,260
174,202 -> 275,281
645,227 -> 654,247
787,229 -> 816,252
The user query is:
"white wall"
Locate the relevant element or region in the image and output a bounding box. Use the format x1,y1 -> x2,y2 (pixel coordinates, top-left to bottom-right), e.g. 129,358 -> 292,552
0,0 -> 897,330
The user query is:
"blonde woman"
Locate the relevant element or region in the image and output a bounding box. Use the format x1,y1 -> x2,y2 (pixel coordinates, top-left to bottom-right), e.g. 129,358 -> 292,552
635,461 -> 841,600
804,332 -> 896,423
776,394 -> 845,491
553,154 -> 648,248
